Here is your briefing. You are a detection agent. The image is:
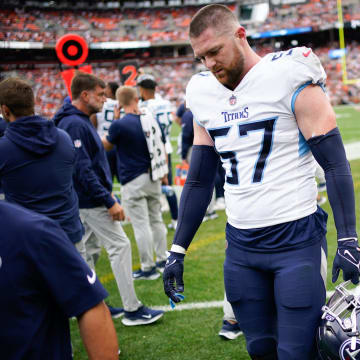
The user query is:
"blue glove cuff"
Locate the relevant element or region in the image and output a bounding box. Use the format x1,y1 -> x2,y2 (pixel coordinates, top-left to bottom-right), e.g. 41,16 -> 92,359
168,251 -> 185,261
338,239 -> 358,248
169,293 -> 185,309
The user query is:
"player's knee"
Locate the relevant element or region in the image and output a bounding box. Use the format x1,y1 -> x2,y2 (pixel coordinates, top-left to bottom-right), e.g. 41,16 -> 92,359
248,338 -> 277,360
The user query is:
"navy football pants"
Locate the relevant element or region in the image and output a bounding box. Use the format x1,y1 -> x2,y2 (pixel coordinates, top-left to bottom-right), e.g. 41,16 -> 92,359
224,237 -> 327,360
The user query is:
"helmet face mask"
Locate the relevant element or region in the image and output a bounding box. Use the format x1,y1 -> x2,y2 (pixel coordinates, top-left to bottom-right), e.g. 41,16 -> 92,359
317,281 -> 360,360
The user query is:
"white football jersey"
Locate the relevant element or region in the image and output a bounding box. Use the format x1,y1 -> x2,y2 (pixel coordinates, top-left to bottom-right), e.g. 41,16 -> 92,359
186,47 -> 326,229
142,96 -> 174,154
96,98 -> 119,138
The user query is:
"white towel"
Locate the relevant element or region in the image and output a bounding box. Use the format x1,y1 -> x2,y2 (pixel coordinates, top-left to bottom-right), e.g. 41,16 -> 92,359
139,107 -> 168,181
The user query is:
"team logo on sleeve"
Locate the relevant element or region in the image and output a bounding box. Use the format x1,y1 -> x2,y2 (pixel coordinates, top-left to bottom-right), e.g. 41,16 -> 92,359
229,94 -> 237,106
87,269 -> 96,285
74,139 -> 82,148
339,339 -> 360,359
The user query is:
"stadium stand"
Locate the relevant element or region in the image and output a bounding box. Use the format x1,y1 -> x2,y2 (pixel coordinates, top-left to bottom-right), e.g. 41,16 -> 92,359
2,1 -> 360,44
0,0 -> 359,118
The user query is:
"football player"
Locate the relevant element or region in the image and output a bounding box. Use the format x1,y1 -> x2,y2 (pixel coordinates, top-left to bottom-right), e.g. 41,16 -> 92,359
92,81 -> 121,182
163,4 -> 358,360
137,74 -> 179,230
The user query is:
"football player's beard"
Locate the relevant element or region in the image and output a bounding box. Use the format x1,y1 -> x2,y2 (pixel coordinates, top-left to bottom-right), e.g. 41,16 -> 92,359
217,53 -> 245,90
88,102 -> 103,116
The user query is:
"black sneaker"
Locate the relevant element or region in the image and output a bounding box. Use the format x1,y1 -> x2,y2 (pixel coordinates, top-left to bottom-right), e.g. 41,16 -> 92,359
132,267 -> 160,280
122,306 -> 164,326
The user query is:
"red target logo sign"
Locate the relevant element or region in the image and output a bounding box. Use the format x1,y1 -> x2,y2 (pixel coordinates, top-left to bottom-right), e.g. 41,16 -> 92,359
56,34 -> 88,67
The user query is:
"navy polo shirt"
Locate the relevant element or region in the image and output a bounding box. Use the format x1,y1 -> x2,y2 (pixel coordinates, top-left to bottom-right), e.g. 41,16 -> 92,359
0,201 -> 108,359
107,113 -> 151,185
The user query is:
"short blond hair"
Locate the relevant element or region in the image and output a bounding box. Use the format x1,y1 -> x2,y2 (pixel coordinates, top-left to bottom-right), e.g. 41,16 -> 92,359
115,86 -> 137,107
189,4 -> 238,38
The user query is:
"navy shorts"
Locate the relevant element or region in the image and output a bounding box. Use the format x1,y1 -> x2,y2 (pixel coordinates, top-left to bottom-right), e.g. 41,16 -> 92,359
224,235 -> 327,360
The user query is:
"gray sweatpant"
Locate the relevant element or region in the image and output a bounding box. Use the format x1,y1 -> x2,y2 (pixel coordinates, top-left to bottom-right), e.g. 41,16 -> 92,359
121,173 -> 167,271
223,292 -> 236,322
77,207 -> 142,312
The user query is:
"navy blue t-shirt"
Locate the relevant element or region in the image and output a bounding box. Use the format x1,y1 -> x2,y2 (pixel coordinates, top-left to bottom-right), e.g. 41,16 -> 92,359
176,102 -> 186,119
0,201 -> 108,359
0,116 -> 83,243
107,113 -> 151,185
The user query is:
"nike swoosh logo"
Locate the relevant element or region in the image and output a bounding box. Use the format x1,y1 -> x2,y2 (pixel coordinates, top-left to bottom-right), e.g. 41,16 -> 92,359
142,314 -> 152,319
166,259 -> 176,266
344,249 -> 357,262
303,50 -> 311,57
87,270 -> 96,285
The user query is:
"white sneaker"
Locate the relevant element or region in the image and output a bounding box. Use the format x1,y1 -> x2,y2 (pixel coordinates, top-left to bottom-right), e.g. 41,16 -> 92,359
214,197 -> 225,211
203,211 -> 219,222
167,219 -> 177,230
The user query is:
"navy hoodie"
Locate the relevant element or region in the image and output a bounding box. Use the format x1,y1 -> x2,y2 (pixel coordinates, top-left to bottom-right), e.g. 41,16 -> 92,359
53,103 -> 115,209
0,116 -> 6,137
0,115 -> 83,243
0,116 -> 7,194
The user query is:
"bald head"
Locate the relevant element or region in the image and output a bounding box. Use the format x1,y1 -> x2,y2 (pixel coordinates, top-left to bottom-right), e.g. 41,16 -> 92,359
189,4 -> 239,39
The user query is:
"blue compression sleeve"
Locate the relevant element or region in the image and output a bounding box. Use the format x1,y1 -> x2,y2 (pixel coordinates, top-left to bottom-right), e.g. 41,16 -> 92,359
173,145 -> 219,250
307,127 -> 357,239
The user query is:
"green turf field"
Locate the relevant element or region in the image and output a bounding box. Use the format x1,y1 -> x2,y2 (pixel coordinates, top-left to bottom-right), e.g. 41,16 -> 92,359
70,105 -> 360,360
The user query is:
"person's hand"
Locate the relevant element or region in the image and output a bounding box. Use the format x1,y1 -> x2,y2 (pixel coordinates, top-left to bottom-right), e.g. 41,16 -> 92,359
108,202 -> 125,221
332,239 -> 360,284
181,159 -> 188,167
163,251 -> 185,303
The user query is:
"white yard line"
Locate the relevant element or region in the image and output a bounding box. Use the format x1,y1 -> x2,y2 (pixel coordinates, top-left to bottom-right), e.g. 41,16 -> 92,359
153,291 -> 338,312
345,142 -> 360,161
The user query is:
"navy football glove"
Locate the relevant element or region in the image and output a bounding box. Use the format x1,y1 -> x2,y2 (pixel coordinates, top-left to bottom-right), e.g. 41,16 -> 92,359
332,239 -> 360,285
163,251 -> 185,303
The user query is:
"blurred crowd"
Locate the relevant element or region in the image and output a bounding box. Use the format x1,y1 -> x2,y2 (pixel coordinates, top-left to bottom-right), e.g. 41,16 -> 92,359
247,0 -> 360,34
1,41 -> 359,120
1,0 -> 359,118
1,0 -> 360,44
